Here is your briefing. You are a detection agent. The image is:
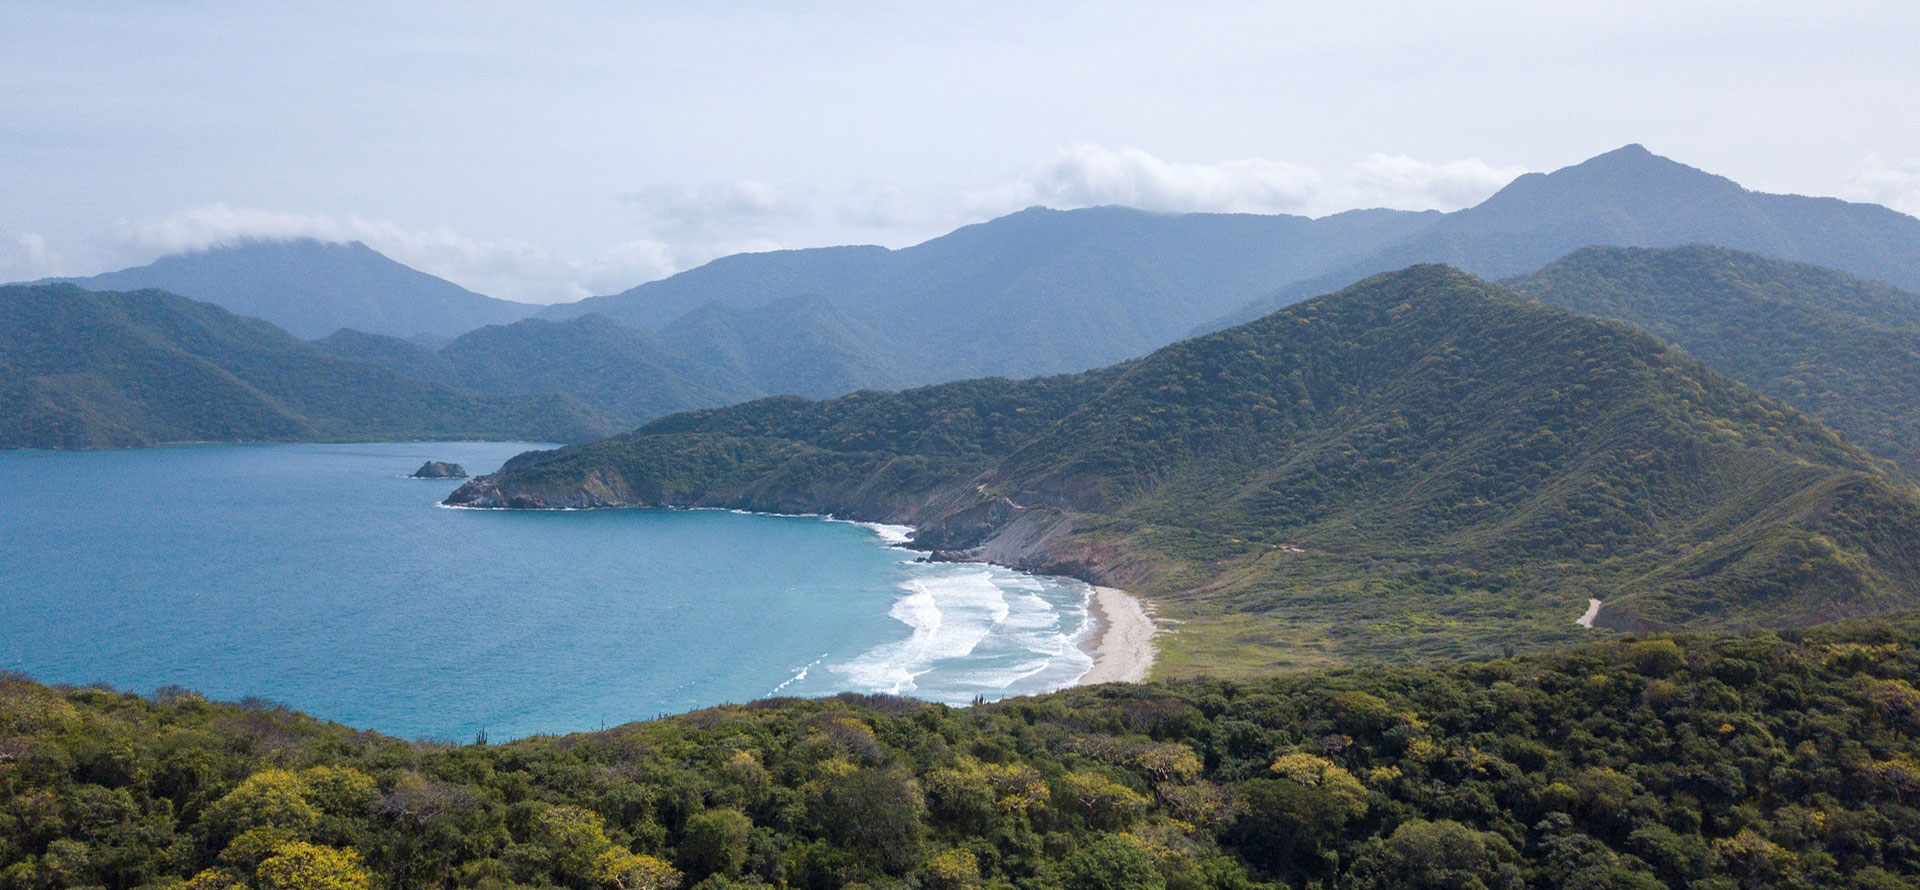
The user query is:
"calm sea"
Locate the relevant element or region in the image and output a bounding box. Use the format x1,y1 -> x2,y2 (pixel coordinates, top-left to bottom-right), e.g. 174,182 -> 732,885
0,442 -> 1092,739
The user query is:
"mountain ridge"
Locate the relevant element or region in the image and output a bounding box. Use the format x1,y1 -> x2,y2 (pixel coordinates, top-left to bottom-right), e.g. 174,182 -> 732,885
38,238 -> 541,340
1203,145 -> 1920,330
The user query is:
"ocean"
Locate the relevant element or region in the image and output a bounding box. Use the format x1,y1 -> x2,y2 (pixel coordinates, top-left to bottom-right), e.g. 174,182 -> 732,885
0,442 -> 1093,739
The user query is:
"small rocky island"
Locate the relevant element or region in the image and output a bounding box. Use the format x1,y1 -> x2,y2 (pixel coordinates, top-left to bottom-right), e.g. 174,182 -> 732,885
410,460 -> 467,479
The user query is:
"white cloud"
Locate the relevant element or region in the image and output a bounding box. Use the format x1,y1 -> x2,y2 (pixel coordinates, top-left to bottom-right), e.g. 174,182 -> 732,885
1344,153 -> 1528,212
966,144 -> 1525,219
619,179 -> 814,239
102,150 -> 1529,303
975,143 -> 1324,216
1847,155 -> 1920,216
0,231 -> 64,281
118,204 -> 681,303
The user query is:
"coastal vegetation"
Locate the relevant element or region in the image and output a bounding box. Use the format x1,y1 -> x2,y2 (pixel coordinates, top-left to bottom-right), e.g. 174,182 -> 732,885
7,618 -> 1920,889
447,266 -> 1920,670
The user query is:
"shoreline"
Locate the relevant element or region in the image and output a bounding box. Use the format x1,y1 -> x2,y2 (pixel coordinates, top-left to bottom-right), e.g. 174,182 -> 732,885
442,502 -> 1161,692
836,517 -> 1159,688
1075,584 -> 1158,684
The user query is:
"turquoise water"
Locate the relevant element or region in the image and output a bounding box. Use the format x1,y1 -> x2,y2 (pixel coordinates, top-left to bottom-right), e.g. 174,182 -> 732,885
0,442 -> 1092,739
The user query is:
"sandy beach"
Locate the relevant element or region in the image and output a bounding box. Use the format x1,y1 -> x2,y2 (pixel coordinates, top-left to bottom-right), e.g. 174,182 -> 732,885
1077,585 -> 1158,684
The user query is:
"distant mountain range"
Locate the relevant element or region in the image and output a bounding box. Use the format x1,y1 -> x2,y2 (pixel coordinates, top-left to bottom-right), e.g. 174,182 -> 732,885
448,266 -> 1920,666
534,144 -> 1920,391
16,145 -> 1920,465
0,284 -> 615,449
315,309 -> 871,424
540,206 -> 1442,383
40,239 -> 541,340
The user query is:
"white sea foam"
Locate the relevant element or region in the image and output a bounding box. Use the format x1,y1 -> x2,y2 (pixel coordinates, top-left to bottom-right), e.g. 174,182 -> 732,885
767,653 -> 828,697
859,523 -> 915,546
830,562 -> 1095,703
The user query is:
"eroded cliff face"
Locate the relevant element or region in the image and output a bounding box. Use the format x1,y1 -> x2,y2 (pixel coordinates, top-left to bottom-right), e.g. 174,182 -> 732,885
443,470 -> 1149,590
411,461 -> 468,478
442,468 -> 635,509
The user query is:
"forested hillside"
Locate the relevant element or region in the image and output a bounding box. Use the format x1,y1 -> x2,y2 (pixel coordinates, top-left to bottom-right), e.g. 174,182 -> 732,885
449,267 -> 1920,668
8,620 -> 1920,890
1507,245 -> 1920,473
434,316 -> 763,424
0,285 -> 617,449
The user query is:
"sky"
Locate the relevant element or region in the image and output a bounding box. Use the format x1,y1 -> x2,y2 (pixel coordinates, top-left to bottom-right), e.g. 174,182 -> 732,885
3,1 -> 1918,303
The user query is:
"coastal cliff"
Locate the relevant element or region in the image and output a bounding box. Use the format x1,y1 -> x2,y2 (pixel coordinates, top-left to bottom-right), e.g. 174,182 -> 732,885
446,265 -> 1920,668
445,450 -> 1154,592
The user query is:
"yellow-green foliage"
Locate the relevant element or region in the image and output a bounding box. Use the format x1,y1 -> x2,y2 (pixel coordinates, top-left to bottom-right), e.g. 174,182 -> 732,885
924,848 -> 979,890
1053,771 -> 1151,830
1268,752 -> 1367,819
254,842 -> 371,890
593,849 -> 681,890
8,622 -> 1920,888
205,770 -> 321,840
531,804 -> 614,883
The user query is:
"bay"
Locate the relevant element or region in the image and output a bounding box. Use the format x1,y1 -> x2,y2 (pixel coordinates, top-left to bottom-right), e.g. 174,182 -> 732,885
0,442 -> 1092,739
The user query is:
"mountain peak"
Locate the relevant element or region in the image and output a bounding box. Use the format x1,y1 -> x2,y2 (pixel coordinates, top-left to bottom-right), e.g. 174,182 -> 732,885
1593,142 -> 1653,159
1549,143 -> 1732,188
56,236 -> 537,339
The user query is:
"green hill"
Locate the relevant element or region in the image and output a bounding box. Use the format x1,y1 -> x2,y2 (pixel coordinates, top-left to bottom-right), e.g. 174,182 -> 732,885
437,315 -> 764,424
317,301 -> 906,431
9,618 -> 1920,889
658,295 -> 906,399
0,284 -> 618,448
1506,245 -> 1920,474
449,266 -> 1920,669
313,327 -> 463,387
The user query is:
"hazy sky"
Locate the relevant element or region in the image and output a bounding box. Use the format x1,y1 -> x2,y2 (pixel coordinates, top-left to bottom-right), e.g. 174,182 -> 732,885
4,1 -> 1917,303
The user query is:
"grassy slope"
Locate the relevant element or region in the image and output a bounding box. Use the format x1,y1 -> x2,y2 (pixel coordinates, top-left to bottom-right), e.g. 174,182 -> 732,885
449,267 -> 1920,672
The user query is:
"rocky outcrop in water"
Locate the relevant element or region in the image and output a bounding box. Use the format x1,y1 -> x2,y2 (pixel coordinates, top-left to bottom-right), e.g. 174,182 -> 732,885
411,461 -> 467,478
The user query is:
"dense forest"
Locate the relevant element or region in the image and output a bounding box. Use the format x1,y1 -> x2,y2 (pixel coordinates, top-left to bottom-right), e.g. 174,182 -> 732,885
0,285 -> 617,449
1508,245 -> 1920,474
448,266 -> 1920,671
7,619 -> 1920,890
